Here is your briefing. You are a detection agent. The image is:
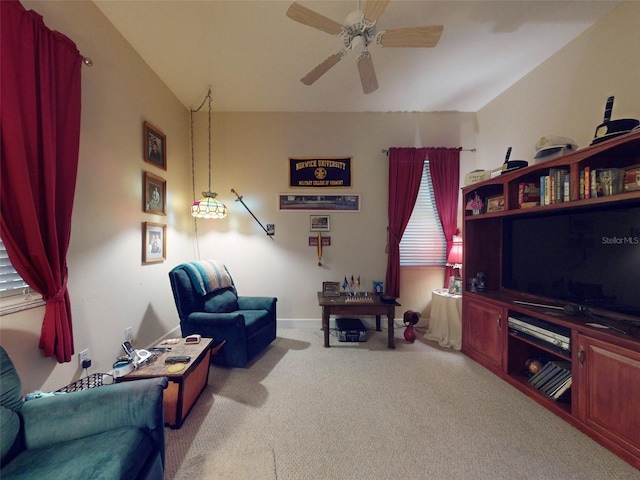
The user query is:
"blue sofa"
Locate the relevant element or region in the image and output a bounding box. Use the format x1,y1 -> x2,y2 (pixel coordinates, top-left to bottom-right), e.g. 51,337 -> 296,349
169,263 -> 277,368
0,347 -> 167,480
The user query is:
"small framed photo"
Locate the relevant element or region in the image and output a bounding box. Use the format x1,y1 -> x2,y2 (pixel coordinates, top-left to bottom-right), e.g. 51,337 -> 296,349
373,281 -> 384,294
322,281 -> 340,296
143,121 -> 166,170
143,222 -> 166,263
310,215 -> 330,232
486,194 -> 505,213
448,277 -> 463,294
143,171 -> 166,215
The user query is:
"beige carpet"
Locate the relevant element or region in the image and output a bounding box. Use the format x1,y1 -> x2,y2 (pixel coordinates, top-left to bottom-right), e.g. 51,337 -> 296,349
173,444 -> 276,480
164,327 -> 639,479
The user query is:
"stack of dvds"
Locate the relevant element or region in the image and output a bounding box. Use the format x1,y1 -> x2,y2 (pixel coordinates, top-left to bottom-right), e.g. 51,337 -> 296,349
528,360 -> 572,400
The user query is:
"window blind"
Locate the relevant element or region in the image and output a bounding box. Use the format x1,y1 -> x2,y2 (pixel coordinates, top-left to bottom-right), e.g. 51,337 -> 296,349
0,238 -> 30,298
399,161 -> 446,266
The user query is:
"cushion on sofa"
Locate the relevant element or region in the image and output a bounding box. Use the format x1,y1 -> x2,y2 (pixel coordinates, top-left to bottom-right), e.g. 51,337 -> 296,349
0,406 -> 21,464
204,288 -> 239,313
239,310 -> 273,336
0,348 -> 24,464
1,426 -> 153,480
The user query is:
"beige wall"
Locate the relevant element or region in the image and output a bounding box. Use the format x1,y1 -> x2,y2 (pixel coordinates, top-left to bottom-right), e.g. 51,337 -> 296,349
475,1 -> 640,169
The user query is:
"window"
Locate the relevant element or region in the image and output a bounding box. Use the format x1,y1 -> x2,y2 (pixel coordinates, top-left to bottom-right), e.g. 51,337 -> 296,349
0,238 -> 43,313
399,161 -> 446,266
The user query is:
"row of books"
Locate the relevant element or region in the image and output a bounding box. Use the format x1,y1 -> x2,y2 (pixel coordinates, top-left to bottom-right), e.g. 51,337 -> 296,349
528,360 -> 572,400
517,168 -> 569,208
581,164 -> 640,198
541,168 -> 570,205
517,163 -> 640,208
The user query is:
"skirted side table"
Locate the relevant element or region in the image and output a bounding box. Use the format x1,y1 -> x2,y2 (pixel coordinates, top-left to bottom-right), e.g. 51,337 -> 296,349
424,288 -> 462,350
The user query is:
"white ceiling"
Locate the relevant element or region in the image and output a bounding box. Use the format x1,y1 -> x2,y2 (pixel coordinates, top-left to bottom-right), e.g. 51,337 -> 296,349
94,0 -> 619,113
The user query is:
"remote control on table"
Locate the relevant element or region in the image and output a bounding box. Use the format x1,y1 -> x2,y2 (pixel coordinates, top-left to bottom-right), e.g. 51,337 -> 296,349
164,355 -> 191,364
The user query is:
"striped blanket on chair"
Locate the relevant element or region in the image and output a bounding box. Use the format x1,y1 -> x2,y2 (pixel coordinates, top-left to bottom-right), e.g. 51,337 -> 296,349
172,260 -> 233,295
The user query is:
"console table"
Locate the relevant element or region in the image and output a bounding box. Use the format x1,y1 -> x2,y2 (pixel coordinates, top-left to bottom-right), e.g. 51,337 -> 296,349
317,292 -> 400,348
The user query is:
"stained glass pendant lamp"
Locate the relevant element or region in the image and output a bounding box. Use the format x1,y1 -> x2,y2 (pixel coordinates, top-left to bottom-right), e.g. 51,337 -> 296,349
190,88 -> 227,219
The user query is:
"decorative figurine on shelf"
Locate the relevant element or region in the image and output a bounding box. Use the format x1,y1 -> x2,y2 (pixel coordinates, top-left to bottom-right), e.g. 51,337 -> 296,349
476,272 -> 486,292
403,310 -> 420,344
525,358 -> 544,376
466,192 -> 484,215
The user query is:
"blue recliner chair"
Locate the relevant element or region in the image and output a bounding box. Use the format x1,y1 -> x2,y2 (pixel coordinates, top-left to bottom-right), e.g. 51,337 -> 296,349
168,261 -> 277,368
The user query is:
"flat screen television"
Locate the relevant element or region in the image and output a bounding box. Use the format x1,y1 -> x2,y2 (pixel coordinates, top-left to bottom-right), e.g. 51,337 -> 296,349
502,203 -> 640,322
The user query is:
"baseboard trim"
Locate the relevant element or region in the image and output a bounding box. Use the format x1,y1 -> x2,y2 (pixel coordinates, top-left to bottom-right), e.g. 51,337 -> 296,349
277,318 -> 396,329
277,318 -> 320,329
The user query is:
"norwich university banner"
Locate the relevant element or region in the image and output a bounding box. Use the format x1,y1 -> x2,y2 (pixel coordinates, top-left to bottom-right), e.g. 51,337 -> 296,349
289,157 -> 352,188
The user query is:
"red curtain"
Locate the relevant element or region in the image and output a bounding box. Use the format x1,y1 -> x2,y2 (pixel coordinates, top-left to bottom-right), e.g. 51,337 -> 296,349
428,148 -> 461,285
384,148 -> 428,297
1,0 -> 82,362
385,147 -> 461,297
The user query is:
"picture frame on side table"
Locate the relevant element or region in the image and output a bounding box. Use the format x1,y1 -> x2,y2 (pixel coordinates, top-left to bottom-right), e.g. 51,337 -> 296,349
143,222 -> 166,263
322,281 -> 340,297
373,281 -> 384,294
310,215 -> 330,232
143,171 -> 166,215
143,121 -> 166,170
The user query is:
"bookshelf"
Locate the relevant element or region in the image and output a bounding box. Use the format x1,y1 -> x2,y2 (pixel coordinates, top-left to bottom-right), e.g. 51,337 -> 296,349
461,131 -> 640,469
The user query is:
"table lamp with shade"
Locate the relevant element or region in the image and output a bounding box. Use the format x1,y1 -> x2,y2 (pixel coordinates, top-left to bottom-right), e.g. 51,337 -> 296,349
446,236 -> 463,293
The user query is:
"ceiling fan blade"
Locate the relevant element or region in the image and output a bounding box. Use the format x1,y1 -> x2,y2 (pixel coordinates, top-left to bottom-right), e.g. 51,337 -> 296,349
301,51 -> 346,85
377,25 -> 444,48
363,0 -> 390,22
286,2 -> 344,35
357,51 -> 378,94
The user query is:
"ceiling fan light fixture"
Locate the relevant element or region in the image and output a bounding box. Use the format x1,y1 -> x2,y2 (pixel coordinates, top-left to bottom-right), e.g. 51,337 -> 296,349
351,34 -> 366,53
287,1 -> 443,92
345,10 -> 364,27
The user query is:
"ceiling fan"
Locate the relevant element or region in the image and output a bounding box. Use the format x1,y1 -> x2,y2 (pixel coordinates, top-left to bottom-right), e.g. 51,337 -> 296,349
286,0 -> 443,94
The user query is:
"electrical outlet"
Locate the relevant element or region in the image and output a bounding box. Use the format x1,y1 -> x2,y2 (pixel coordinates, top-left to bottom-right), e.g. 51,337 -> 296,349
124,327 -> 133,342
79,349 -> 90,369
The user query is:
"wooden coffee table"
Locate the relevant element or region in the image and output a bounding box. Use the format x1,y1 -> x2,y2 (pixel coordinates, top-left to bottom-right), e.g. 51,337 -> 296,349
117,338 -> 223,428
317,292 -> 400,349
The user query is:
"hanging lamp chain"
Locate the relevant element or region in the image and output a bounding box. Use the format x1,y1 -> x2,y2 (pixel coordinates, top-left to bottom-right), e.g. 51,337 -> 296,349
189,88 -> 227,219
190,88 -> 218,198
207,89 -> 213,194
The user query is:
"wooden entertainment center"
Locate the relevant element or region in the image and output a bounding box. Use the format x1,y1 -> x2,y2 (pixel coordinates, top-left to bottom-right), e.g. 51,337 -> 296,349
461,130 -> 640,469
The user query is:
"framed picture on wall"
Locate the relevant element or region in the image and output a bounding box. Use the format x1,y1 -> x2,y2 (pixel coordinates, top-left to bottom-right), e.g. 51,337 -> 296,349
310,215 -> 330,232
279,193 -> 360,211
143,121 -> 166,170
143,171 -> 166,215
143,222 -> 166,263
